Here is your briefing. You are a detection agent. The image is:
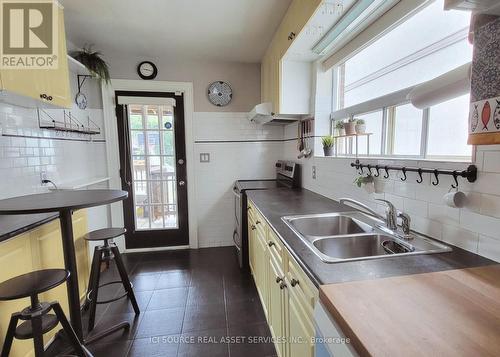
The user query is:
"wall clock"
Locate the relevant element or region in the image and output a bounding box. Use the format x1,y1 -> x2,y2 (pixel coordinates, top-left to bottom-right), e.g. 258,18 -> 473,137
207,81 -> 232,107
137,61 -> 158,80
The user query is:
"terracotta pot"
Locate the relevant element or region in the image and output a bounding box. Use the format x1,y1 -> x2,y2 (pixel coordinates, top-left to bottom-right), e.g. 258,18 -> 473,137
344,122 -> 356,135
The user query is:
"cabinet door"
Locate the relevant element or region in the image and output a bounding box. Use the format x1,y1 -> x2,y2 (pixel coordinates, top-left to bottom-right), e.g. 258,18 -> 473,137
268,255 -> 285,357
0,234 -> 37,357
255,228 -> 269,317
0,7 -> 71,108
288,285 -> 315,357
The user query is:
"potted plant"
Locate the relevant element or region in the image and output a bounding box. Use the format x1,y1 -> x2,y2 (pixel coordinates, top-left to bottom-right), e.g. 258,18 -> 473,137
344,118 -> 357,135
355,119 -> 366,134
71,45 -> 110,84
322,135 -> 334,156
334,121 -> 345,136
354,174 -> 375,193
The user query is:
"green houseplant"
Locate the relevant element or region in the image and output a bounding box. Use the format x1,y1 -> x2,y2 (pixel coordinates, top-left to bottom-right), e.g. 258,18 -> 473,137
334,121 -> 345,136
354,174 -> 375,193
71,45 -> 110,84
344,117 -> 357,135
355,119 -> 366,134
322,135 -> 334,156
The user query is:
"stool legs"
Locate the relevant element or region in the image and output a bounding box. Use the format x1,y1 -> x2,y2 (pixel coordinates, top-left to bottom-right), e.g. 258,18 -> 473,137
88,246 -> 103,332
51,302 -> 86,357
1,313 -> 19,357
111,245 -> 140,314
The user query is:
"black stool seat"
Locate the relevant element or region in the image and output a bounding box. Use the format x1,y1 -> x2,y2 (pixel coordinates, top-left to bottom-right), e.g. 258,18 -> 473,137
0,269 -> 68,301
84,227 -> 126,241
15,314 -> 59,340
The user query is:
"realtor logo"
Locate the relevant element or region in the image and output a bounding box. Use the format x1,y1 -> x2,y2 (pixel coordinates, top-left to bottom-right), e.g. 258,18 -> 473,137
0,0 -> 58,69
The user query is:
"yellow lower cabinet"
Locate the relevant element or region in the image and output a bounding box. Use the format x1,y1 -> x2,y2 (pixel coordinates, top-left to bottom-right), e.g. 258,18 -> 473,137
287,284 -> 315,357
255,229 -> 269,318
0,210 -> 90,357
268,255 -> 286,357
0,234 -> 36,357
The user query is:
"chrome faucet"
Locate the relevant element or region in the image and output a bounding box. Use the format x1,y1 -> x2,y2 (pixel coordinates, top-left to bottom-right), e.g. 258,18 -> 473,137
339,198 -> 385,221
397,211 -> 411,236
374,199 -> 398,231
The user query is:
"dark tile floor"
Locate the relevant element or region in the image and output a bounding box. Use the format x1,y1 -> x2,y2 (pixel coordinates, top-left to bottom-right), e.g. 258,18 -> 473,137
46,247 -> 276,357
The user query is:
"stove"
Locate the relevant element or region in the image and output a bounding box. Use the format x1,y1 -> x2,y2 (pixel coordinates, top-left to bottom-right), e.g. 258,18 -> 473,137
233,161 -> 300,270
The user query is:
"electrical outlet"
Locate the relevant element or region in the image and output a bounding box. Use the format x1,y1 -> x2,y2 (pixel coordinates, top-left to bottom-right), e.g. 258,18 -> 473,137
40,171 -> 48,185
312,166 -> 316,179
200,153 -> 210,163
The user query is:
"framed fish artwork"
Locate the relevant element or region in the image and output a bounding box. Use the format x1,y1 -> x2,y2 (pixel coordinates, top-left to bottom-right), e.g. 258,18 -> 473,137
468,15 -> 500,145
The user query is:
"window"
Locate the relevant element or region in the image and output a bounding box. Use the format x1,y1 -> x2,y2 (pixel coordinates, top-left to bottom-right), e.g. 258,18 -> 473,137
331,0 -> 473,161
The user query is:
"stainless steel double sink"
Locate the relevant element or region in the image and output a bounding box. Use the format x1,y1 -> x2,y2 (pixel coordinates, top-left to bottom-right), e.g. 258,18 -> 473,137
282,212 -> 451,263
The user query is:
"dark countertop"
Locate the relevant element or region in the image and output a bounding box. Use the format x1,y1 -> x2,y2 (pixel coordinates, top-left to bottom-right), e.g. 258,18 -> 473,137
0,213 -> 59,242
246,188 -> 495,287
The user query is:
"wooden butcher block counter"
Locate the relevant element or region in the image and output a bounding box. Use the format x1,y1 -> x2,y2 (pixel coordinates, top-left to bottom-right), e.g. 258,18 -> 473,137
320,264 -> 500,357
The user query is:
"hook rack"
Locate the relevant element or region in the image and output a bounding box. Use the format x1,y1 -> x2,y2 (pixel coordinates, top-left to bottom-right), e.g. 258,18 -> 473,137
351,159 -> 477,187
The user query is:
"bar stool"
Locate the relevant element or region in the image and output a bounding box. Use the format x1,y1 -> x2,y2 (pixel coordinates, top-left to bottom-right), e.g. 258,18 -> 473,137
84,228 -> 139,332
0,269 -> 86,357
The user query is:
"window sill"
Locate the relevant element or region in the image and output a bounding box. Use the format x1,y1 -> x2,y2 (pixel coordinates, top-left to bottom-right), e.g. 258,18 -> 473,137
315,154 -> 473,165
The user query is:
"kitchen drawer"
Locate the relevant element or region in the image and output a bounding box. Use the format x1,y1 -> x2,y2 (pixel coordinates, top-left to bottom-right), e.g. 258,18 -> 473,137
287,253 -> 318,314
267,227 -> 284,267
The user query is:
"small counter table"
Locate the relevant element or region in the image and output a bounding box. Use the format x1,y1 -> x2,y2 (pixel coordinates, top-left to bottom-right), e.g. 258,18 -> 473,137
0,189 -> 128,354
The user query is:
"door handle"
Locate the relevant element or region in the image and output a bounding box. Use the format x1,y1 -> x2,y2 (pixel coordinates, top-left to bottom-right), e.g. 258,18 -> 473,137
179,180 -> 185,186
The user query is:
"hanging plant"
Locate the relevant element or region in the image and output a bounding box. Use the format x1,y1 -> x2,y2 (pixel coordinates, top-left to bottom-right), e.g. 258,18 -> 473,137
71,45 -> 110,83
354,174 -> 375,193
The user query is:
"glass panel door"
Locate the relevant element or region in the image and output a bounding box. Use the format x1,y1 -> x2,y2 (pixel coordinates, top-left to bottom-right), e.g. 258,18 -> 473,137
128,104 -> 178,230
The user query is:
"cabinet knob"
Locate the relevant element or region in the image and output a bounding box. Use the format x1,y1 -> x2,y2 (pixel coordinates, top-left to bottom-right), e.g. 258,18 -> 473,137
290,278 -> 299,287
247,206 -> 252,211
251,225 -> 256,230
268,241 -> 275,247
288,31 -> 296,41
276,276 -> 282,283
279,281 -> 287,290
256,220 -> 261,225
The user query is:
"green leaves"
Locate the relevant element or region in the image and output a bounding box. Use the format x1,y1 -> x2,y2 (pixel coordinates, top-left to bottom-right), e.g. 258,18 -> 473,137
71,45 -> 110,83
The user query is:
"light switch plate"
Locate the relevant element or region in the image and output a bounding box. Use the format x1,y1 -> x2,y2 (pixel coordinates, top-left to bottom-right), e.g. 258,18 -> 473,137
200,153 -> 210,163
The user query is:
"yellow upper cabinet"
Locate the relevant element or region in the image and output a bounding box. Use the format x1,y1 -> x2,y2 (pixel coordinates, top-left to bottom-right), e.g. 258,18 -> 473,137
0,5 -> 71,108
261,0 -> 321,114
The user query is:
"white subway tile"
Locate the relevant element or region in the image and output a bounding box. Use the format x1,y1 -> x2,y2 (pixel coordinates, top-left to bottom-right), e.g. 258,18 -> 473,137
478,234 -> 500,262
460,210 -> 500,239
428,203 -> 460,225
441,225 -> 478,253
480,194 -> 500,219
403,198 -> 428,217
483,151 -> 500,173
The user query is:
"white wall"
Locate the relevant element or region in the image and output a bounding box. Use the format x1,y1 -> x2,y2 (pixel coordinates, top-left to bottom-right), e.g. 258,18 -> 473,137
194,112 -> 284,247
283,122 -> 500,262
106,55 -> 261,113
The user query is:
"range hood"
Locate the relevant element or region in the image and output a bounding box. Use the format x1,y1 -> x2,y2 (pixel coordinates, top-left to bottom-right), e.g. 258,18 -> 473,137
248,103 -> 302,125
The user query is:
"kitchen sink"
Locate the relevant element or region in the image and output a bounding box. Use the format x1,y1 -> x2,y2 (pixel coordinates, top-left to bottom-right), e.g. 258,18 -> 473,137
312,234 -> 414,260
284,212 -> 372,237
282,212 -> 451,263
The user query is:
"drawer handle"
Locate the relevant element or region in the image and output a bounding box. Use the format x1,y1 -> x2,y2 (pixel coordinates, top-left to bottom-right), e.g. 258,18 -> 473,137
291,278 -> 299,287
251,225 -> 256,230
276,276 -> 282,283
268,241 -> 275,247
279,281 -> 287,290
256,220 -> 261,225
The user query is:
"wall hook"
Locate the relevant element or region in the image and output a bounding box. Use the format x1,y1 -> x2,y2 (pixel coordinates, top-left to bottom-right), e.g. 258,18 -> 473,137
374,165 -> 380,177
432,169 -> 439,186
416,168 -> 423,183
367,164 -> 373,176
451,171 -> 459,189
358,165 -> 364,175
400,167 -> 407,181
384,166 -> 390,179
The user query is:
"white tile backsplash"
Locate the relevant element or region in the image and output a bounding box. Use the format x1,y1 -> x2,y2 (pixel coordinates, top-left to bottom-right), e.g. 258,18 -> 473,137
283,122 -> 500,262
0,102 -> 108,200
194,112 -> 285,248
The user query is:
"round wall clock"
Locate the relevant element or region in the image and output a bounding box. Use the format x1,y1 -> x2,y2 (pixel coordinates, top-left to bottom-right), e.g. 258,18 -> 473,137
207,81 -> 232,107
137,61 -> 158,80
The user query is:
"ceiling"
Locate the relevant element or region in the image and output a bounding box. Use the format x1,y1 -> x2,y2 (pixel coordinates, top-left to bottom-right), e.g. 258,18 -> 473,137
60,0 -> 292,63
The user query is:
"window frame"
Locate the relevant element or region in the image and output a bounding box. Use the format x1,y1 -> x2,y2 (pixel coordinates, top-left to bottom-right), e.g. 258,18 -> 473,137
328,3 -> 473,163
